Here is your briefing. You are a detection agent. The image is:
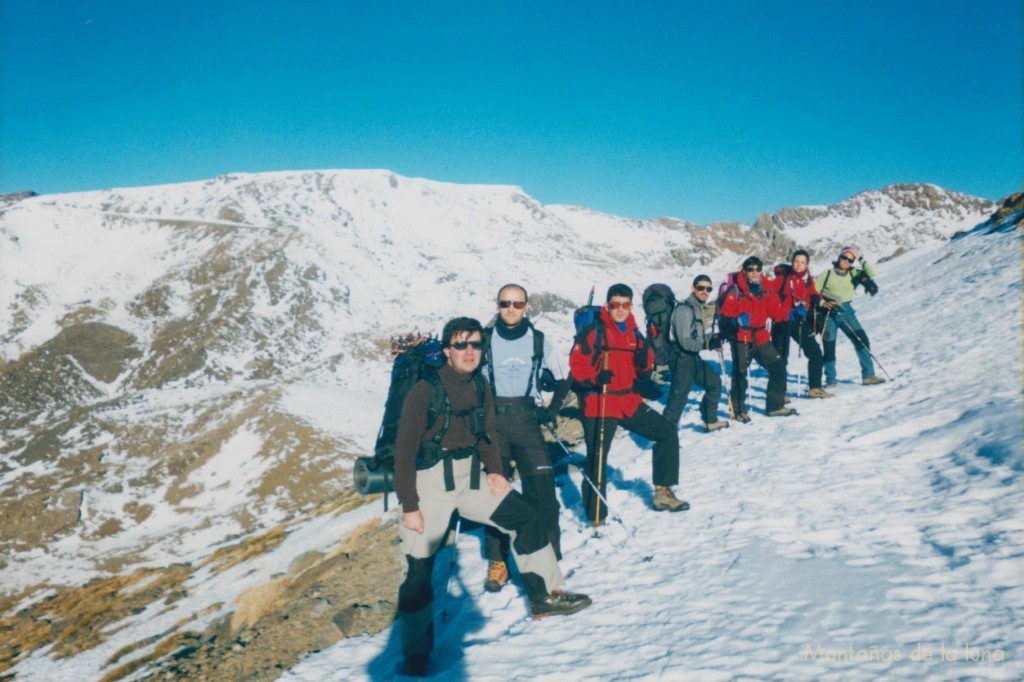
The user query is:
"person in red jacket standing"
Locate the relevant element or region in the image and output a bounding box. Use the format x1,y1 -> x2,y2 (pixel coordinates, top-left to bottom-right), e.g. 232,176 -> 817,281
771,249 -> 833,399
720,257 -> 798,421
570,283 -> 688,525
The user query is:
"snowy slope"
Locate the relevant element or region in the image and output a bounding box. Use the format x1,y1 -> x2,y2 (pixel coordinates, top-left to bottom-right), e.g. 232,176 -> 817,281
1,172 -> 1016,680
279,216 -> 1023,681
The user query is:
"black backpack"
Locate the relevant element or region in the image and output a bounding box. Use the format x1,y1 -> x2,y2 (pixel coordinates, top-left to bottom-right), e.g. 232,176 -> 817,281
714,272 -> 741,341
641,283 -> 677,366
355,334 -> 490,507
354,335 -> 445,505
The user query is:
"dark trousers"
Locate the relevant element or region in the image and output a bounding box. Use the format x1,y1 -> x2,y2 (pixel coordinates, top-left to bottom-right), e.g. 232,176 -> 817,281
771,320 -> 825,390
581,402 -> 679,524
663,351 -> 723,427
485,403 -> 562,561
730,340 -> 787,414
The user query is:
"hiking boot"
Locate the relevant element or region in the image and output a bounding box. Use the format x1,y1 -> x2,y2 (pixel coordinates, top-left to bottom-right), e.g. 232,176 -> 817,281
735,412 -> 752,424
807,388 -> 834,399
704,420 -> 730,433
483,560 -> 508,593
402,654 -> 429,677
653,486 -> 690,512
530,590 -> 592,619
862,376 -> 886,385
825,383 -> 838,390
767,407 -> 799,417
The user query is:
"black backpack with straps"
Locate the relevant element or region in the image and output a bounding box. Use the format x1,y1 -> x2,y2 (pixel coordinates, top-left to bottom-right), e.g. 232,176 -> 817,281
641,283 -> 677,366
354,336 -> 489,506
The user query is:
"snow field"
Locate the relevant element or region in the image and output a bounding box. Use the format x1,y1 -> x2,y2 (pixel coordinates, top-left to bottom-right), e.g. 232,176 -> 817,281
282,228 -> 1022,680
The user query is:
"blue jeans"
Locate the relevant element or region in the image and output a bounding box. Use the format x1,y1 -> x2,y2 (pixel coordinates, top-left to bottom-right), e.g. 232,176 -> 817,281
822,303 -> 874,384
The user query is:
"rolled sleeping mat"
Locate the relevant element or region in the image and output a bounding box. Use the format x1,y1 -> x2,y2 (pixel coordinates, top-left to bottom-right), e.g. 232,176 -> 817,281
353,456 -> 395,495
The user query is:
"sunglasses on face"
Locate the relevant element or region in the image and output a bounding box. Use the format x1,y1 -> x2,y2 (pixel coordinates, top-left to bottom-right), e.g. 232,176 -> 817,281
607,301 -> 633,311
839,255 -> 856,263
695,285 -> 713,293
449,341 -> 484,351
498,300 -> 527,309
745,266 -> 762,273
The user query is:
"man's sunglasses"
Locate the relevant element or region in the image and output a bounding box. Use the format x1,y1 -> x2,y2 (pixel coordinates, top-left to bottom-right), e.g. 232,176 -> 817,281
498,300 -> 527,309
450,341 -> 484,350
839,255 -> 856,263
695,285 -> 713,293
745,266 -> 762,273
607,301 -> 633,310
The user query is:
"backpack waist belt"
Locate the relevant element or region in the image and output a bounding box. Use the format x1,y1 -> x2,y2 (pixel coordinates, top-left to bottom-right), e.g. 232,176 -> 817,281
417,443 -> 480,492
604,387 -> 636,396
494,396 -> 536,415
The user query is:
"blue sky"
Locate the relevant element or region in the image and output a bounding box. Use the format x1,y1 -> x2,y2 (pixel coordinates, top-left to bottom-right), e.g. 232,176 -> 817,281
1,1 -> 1019,224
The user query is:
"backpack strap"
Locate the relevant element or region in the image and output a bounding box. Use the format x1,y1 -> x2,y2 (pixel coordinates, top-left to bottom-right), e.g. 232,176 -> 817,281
482,326 -> 496,395
525,326 -> 544,398
422,372 -> 484,491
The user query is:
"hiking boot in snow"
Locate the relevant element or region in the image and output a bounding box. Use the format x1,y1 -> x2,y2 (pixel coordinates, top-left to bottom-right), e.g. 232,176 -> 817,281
735,412 -> 752,424
862,376 -> 886,385
653,486 -> 690,512
402,654 -> 429,677
767,407 -> 799,417
530,590 -> 592,619
807,388 -> 834,399
484,560 -> 508,593
704,420 -> 730,433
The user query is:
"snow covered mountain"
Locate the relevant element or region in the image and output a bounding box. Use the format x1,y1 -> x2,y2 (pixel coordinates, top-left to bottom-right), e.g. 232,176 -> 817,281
0,171 -> 1017,680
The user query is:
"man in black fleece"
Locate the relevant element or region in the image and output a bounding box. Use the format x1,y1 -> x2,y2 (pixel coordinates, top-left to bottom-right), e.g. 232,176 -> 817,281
393,316 -> 590,677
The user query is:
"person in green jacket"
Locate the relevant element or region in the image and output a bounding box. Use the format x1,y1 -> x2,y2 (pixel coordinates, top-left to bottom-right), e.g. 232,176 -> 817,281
814,246 -> 886,387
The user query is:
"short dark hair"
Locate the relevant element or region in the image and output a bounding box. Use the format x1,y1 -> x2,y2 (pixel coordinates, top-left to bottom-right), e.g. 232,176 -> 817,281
606,283 -> 633,301
742,256 -> 763,270
497,283 -> 528,302
441,317 -> 484,347
692,274 -> 712,287
791,249 -> 810,262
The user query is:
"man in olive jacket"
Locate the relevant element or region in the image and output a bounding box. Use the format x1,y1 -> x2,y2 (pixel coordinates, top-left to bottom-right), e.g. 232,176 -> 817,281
814,246 -> 885,387
663,275 -> 729,432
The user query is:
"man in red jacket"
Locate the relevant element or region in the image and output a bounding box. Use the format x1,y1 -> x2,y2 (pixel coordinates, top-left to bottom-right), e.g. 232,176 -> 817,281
570,283 -> 688,525
720,257 -> 798,422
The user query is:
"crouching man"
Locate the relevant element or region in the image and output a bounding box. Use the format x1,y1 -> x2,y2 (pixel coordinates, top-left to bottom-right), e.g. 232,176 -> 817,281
394,317 -> 591,677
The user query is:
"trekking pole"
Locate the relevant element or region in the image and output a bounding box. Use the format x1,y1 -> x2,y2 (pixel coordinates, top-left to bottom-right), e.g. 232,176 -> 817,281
836,313 -> 893,381
796,318 -> 804,395
593,353 -> 610,526
440,515 -> 462,623
716,346 -> 736,419
543,423 -> 652,562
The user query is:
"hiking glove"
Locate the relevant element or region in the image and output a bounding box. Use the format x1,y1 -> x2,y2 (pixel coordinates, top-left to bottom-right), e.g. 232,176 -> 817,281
707,333 -> 722,351
595,369 -> 614,386
535,406 -> 557,427
738,313 -> 750,327
633,372 -> 661,400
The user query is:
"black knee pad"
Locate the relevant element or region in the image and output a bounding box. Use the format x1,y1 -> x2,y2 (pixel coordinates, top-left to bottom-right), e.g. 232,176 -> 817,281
398,555 -> 435,614
489,491 -> 549,555
823,340 -> 837,362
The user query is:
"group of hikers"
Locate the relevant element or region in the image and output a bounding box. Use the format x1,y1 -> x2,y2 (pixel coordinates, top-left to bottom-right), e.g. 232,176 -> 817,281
383,245 -> 885,676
